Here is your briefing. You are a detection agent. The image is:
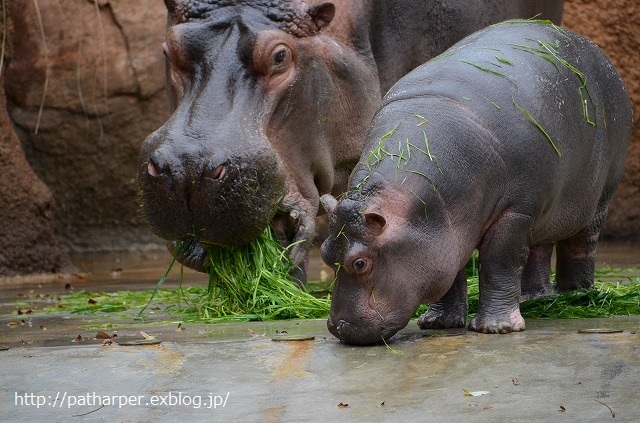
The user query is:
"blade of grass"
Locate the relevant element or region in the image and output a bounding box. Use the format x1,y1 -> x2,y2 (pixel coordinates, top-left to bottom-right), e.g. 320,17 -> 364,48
512,96 -> 561,157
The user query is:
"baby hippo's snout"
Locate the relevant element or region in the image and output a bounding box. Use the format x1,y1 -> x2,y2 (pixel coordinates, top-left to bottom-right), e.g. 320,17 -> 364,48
327,310 -> 406,346
327,316 -> 379,346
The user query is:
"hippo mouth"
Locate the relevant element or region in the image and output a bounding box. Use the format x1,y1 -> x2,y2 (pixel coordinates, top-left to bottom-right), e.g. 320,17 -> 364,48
327,313 -> 407,346
168,204 -> 304,274
270,208 -> 303,247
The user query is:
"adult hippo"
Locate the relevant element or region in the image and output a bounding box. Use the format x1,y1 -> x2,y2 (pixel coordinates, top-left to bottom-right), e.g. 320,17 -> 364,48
320,21 -> 632,345
138,0 -> 564,277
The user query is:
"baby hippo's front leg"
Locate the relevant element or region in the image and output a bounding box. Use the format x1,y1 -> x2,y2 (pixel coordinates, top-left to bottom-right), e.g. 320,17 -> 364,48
418,270 -> 468,329
469,213 -> 531,334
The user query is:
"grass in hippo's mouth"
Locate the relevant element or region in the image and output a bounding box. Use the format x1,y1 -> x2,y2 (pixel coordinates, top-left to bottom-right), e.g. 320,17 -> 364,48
184,228 -> 331,320
38,228 -> 331,323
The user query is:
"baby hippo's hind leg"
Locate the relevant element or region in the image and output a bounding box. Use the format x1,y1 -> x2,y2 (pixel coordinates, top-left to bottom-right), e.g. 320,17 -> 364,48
555,208 -> 607,292
418,270 -> 468,329
520,244 -> 554,301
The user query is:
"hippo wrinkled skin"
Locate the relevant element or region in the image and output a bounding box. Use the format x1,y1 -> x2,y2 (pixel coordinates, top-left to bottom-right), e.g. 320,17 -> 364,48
321,21 -> 632,345
138,0 -> 564,277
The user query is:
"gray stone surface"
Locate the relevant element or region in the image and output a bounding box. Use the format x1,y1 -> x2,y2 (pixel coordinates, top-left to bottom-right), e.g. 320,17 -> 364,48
1,244 -> 639,422
1,317 -> 639,422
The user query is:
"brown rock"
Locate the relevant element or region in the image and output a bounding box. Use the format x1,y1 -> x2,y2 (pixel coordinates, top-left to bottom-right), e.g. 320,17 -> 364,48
0,83 -> 72,275
3,0 -> 169,253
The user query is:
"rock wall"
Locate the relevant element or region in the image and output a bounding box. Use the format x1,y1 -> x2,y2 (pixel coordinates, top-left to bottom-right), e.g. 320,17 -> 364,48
0,83 -> 74,276
3,0 -> 168,255
0,0 -> 638,275
563,0 -> 640,238
0,1 -> 70,276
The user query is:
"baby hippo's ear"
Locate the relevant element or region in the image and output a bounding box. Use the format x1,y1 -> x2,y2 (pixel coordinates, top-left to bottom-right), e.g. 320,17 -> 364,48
320,194 -> 338,215
365,212 -> 386,236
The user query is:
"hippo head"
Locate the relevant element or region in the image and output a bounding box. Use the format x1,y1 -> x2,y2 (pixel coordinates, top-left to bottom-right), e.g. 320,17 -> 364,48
138,0 -> 380,272
320,176 -> 460,345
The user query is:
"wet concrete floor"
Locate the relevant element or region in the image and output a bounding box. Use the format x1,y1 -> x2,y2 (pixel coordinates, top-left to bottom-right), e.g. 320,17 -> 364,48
1,242 -> 639,422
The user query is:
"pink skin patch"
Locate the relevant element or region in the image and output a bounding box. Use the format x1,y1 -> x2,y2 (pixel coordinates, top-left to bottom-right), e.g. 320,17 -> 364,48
510,307 -> 526,331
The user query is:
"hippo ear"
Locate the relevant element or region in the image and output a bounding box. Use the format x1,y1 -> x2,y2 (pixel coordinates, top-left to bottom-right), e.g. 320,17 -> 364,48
308,2 -> 335,31
365,212 -> 386,236
320,194 -> 338,215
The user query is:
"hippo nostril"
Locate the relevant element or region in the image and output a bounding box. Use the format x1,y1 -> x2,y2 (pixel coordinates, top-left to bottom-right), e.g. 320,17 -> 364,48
147,161 -> 160,177
204,164 -> 226,180
212,164 -> 226,179
288,210 -> 301,236
147,153 -> 170,178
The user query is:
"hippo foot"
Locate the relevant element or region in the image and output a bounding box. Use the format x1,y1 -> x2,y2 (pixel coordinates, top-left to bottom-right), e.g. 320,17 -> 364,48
468,308 -> 526,334
417,307 -> 466,329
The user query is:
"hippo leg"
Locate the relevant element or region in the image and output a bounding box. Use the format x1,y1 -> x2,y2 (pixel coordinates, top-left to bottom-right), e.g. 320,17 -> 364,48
417,270 -> 468,329
555,207 -> 606,292
469,213 -> 531,334
520,244 -> 554,301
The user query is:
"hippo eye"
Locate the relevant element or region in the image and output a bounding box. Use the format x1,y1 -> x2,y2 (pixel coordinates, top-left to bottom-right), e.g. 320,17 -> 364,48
271,45 -> 291,70
352,258 -> 371,275
274,49 -> 287,64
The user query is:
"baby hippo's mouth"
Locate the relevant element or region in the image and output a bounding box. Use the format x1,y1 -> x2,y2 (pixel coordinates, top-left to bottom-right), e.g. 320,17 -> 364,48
327,299 -> 416,345
327,315 -> 399,346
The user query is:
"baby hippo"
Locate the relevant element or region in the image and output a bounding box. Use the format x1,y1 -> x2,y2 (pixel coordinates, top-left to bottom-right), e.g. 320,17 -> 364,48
320,21 -> 632,345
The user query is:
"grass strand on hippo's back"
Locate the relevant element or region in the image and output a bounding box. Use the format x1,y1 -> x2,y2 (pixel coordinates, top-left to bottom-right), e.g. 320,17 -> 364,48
512,97 -> 562,157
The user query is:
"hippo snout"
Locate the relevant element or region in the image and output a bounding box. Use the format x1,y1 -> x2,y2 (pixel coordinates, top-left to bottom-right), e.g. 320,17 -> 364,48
138,134 -> 286,246
144,147 -> 229,198
327,314 -> 402,346
147,152 -> 226,182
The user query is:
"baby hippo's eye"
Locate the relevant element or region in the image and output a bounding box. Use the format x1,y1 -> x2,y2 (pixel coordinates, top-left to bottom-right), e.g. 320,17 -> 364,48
352,258 -> 371,274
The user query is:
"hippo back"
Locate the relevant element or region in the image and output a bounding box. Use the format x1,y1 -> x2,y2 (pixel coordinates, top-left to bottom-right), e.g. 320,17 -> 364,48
362,21 -> 631,243
370,0 -> 565,93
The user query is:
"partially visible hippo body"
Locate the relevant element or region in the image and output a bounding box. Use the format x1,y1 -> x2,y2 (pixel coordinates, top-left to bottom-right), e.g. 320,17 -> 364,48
138,0 -> 564,277
321,21 -> 632,345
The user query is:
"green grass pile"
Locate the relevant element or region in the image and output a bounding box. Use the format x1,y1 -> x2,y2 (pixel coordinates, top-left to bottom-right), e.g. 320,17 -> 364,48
185,228 -> 330,320
518,281 -> 640,319
40,229 -> 331,322
467,274 -> 640,319
415,265 -> 640,320
39,245 -> 639,324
